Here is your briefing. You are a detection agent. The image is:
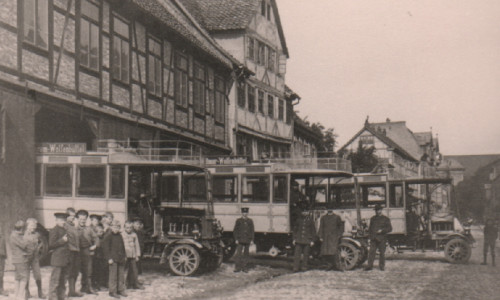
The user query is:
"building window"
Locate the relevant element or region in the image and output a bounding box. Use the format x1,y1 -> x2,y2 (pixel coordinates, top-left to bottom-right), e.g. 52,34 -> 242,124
261,0 -> 266,16
112,16 -> 130,83
23,0 -> 48,49
278,99 -> 284,120
247,86 -> 255,113
237,84 -> 246,108
267,95 -> 274,118
267,47 -> 275,72
360,135 -> 374,145
193,62 -> 205,114
214,77 -> 225,124
174,53 -> 188,107
247,37 -> 254,61
147,38 -> 162,97
258,41 -> 266,66
258,90 -> 264,114
80,0 -> 100,71
267,4 -> 272,21
286,101 -> 292,124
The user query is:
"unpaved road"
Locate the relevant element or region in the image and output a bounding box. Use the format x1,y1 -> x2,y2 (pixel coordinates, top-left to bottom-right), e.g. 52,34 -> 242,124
2,227 -> 498,299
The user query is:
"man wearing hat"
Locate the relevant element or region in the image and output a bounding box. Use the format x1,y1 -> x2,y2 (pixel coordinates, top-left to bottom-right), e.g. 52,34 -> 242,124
292,210 -> 317,272
233,207 -> 254,272
76,210 -> 98,295
64,207 -> 82,297
48,212 -> 69,300
365,204 -> 392,271
481,218 -> 498,266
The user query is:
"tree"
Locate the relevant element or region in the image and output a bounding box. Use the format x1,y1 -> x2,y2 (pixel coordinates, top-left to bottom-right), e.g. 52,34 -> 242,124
310,122 -> 338,156
341,141 -> 379,173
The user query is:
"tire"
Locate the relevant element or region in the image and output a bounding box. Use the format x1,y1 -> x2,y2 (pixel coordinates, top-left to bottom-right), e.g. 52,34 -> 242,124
444,238 -> 471,264
168,244 -> 201,276
336,242 -> 359,271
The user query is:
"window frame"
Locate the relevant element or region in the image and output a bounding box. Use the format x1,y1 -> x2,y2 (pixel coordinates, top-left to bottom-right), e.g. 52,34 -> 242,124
241,175 -> 270,203
273,175 -> 288,204
212,175 -> 238,202
110,166 -> 125,199
193,61 -> 206,115
76,165 -> 106,198
247,85 -> 255,113
112,15 -> 130,84
79,0 -> 100,72
278,99 -> 284,120
44,165 -> 74,197
147,36 -> 162,97
258,90 -> 264,114
214,76 -> 225,124
174,52 -> 189,108
23,0 -> 49,50
183,175 -> 207,203
237,84 -> 246,108
267,94 -> 274,118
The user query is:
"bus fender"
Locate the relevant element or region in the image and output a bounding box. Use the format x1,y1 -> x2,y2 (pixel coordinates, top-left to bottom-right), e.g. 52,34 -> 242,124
443,233 -> 474,244
340,237 -> 363,249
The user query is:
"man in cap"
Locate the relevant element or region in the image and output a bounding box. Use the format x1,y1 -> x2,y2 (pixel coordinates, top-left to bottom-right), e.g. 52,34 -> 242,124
318,206 -> 343,270
481,218 -> 498,266
24,218 -> 46,299
48,213 -> 69,300
76,210 -> 97,294
292,210 -> 317,272
365,204 -> 392,271
64,207 -> 82,297
233,207 -> 254,272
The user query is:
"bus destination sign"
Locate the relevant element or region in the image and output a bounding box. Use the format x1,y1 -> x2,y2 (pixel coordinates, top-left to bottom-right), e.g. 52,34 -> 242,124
36,143 -> 87,154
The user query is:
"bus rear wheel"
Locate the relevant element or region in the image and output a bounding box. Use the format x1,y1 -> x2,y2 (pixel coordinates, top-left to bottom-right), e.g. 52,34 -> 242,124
336,242 -> 359,271
444,238 -> 471,264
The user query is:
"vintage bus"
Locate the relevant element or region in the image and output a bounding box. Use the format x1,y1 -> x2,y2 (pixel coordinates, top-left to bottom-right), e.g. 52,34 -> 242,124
159,156 -> 354,261
35,141 -> 223,275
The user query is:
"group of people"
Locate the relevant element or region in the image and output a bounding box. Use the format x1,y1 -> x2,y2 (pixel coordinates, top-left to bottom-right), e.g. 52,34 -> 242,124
3,208 -> 146,300
232,204 -> 393,273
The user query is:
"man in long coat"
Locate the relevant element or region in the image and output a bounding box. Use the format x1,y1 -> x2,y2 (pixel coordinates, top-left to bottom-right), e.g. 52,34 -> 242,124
318,209 -> 343,270
293,210 -> 317,272
48,213 -> 70,300
233,207 -> 254,272
365,204 -> 392,271
481,218 -> 498,266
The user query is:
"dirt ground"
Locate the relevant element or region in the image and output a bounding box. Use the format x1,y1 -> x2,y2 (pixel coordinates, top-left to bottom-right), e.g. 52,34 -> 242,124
1,226 -> 498,300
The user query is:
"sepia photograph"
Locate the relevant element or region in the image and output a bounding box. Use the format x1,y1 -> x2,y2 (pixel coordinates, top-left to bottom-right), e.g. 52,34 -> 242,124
0,0 -> 499,299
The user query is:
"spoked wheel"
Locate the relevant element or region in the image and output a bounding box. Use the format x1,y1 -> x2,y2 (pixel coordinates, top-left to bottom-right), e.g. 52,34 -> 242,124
444,238 -> 471,264
336,242 -> 359,271
169,244 -> 201,276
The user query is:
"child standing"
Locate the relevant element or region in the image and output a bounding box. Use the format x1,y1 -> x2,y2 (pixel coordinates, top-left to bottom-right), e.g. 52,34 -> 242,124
91,224 -> 106,291
122,221 -> 143,290
24,218 -> 46,299
102,220 -> 127,298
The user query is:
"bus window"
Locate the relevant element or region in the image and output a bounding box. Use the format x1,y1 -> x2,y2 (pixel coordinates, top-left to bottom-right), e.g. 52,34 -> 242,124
184,175 -> 206,202
35,164 -> 41,196
77,166 -> 106,197
330,186 -> 356,209
213,176 -> 237,202
273,176 -> 287,203
110,166 -> 125,198
389,184 -> 403,208
242,175 -> 269,203
161,175 -> 179,203
312,186 -> 327,207
362,185 -> 386,208
45,165 -> 73,196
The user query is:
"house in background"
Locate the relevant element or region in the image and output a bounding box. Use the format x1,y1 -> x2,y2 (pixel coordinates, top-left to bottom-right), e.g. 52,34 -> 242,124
180,0 -> 294,160
338,118 -> 441,178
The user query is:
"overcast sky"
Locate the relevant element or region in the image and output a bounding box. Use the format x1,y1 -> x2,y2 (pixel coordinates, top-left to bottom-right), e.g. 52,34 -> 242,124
276,0 -> 500,155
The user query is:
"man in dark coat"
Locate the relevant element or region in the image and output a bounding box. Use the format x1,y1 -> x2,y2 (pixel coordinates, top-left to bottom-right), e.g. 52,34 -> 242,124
102,220 -> 127,298
365,204 -> 392,271
481,218 -> 498,266
64,207 -> 83,297
11,220 -> 29,300
48,212 -> 70,300
76,210 -> 97,295
318,209 -> 343,270
233,207 -> 254,272
293,210 -> 317,272
0,223 -> 8,296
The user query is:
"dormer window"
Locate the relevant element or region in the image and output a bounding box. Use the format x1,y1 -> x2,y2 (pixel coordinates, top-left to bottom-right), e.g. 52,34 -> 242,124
261,0 -> 273,22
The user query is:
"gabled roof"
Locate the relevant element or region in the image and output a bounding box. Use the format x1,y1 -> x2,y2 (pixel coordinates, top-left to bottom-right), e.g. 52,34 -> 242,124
338,123 -> 418,162
369,121 -> 422,160
414,132 -> 432,146
445,154 -> 500,179
438,158 -> 465,171
131,0 -> 234,68
179,0 -> 289,57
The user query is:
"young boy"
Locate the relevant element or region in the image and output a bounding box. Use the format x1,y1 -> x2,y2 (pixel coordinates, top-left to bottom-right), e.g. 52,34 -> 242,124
76,210 -> 97,295
132,218 -> 145,275
24,218 -> 46,299
0,224 -> 8,296
48,213 -> 69,300
102,220 -> 127,298
10,220 -> 29,300
91,224 -> 106,291
122,221 -> 143,290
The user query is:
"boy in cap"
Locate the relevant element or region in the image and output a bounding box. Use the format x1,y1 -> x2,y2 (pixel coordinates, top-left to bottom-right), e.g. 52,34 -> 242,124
91,224 -> 106,291
102,220 -> 127,298
233,207 -> 254,272
0,223 -> 8,296
64,207 -> 82,297
49,213 -> 69,300
365,204 -> 392,271
89,215 -> 101,233
76,210 -> 97,295
24,218 -> 46,299
10,220 -> 29,300
132,218 -> 145,276
122,221 -> 143,290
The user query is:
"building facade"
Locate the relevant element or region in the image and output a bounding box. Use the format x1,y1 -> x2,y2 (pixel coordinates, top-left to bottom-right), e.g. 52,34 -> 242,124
181,0 -> 294,160
0,0 -> 240,223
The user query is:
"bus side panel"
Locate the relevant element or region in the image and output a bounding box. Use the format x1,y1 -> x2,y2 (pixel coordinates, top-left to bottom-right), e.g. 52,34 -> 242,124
269,204 -> 289,233
387,208 -> 406,234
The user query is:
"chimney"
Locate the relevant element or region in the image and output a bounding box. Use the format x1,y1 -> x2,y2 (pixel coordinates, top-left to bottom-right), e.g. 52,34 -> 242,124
386,118 -> 391,123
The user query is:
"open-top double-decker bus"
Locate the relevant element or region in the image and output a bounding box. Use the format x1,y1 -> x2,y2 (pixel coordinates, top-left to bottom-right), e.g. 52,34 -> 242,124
35,140 -> 223,276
